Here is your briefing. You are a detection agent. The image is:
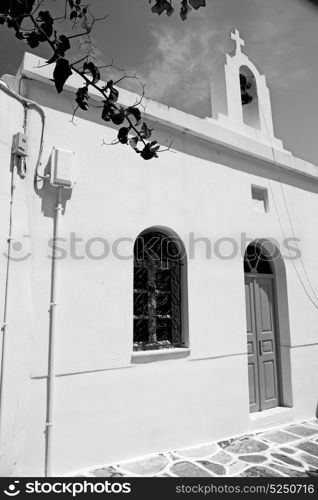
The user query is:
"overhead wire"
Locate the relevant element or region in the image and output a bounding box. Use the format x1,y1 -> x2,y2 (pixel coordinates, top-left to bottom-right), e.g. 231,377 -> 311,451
258,97 -> 318,309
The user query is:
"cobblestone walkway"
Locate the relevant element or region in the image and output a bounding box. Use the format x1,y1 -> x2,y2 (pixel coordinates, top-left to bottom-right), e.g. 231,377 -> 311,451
77,420 -> 318,477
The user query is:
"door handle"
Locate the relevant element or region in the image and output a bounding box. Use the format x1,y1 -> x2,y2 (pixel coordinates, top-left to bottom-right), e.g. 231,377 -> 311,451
259,341 -> 263,356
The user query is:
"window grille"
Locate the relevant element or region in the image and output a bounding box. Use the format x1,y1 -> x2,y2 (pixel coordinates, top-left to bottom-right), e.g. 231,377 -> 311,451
244,243 -> 273,274
133,231 -> 183,351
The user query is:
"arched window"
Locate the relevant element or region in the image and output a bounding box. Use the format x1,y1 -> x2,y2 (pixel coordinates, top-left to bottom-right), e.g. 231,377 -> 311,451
240,65 -> 261,130
133,230 -> 185,351
244,242 -> 273,274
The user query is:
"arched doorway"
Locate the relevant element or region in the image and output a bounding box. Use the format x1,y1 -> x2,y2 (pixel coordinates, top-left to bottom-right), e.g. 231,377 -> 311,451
244,242 -> 280,412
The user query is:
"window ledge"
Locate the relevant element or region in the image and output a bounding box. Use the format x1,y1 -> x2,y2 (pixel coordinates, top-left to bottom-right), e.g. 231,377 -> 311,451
131,347 -> 191,364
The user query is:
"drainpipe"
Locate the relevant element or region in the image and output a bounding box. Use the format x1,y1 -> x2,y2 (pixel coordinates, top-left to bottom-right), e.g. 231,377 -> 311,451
45,186 -> 63,478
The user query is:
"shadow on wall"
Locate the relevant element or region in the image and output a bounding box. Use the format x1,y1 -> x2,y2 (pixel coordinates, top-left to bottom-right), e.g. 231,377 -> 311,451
34,155 -> 72,219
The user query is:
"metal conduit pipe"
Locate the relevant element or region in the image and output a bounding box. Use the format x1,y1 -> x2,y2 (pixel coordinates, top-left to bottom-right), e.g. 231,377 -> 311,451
0,80 -> 45,466
45,186 -> 63,477
0,164 -> 17,462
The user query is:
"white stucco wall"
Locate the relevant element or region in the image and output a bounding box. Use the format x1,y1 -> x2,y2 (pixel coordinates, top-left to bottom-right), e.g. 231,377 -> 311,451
0,53 -> 317,476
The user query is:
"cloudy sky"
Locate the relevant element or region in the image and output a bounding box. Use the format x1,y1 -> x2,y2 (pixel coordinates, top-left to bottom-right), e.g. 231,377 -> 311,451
0,0 -> 318,163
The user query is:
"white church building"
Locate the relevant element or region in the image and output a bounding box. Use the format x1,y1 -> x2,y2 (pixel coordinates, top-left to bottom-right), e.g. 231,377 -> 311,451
0,30 -> 318,476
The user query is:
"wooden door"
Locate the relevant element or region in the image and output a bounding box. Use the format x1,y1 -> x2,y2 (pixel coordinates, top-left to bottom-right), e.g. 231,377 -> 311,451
245,275 -> 280,412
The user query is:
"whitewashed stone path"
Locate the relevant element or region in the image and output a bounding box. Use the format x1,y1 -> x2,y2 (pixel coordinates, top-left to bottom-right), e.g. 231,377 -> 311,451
73,420 -> 318,477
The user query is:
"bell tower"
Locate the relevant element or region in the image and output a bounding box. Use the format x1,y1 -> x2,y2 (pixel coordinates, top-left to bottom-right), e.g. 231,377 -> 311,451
210,29 -> 287,151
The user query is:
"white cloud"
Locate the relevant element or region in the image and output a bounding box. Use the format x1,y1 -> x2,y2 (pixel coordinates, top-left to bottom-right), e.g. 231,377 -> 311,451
121,0 -> 313,114
124,22 -> 232,115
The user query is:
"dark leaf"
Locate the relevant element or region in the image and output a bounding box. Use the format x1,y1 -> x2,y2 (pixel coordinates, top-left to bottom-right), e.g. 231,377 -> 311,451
83,61 -> 100,85
141,122 -> 153,139
151,0 -> 174,16
70,10 -> 77,20
180,8 -> 188,20
53,58 -> 72,93
105,80 -> 113,89
25,31 -> 40,48
129,137 -> 139,151
151,0 -> 166,15
139,141 -> 160,160
15,29 -> 24,39
165,2 -> 174,16
140,143 -> 159,160
6,17 -> 13,28
3,1 -> 33,34
110,110 -> 125,125
37,10 -> 53,24
180,0 -> 190,20
76,86 -> 89,110
108,86 -> 119,103
127,106 -> 141,124
37,10 -> 53,40
55,35 -> 71,56
118,127 -> 130,144
0,0 -> 9,15
10,0 -> 35,18
189,0 -> 206,9
101,102 -> 115,122
4,0 -> 34,33
67,0 -> 74,8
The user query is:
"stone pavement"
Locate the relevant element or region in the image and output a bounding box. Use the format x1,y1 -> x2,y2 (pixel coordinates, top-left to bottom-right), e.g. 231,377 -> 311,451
76,419 -> 318,477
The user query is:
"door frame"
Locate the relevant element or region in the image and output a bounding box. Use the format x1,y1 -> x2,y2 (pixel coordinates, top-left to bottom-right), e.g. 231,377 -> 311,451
243,238 -> 293,411
245,272 -> 281,412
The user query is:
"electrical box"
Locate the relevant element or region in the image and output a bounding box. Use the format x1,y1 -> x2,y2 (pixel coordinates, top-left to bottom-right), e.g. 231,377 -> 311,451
12,132 -> 28,157
50,147 -> 75,188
